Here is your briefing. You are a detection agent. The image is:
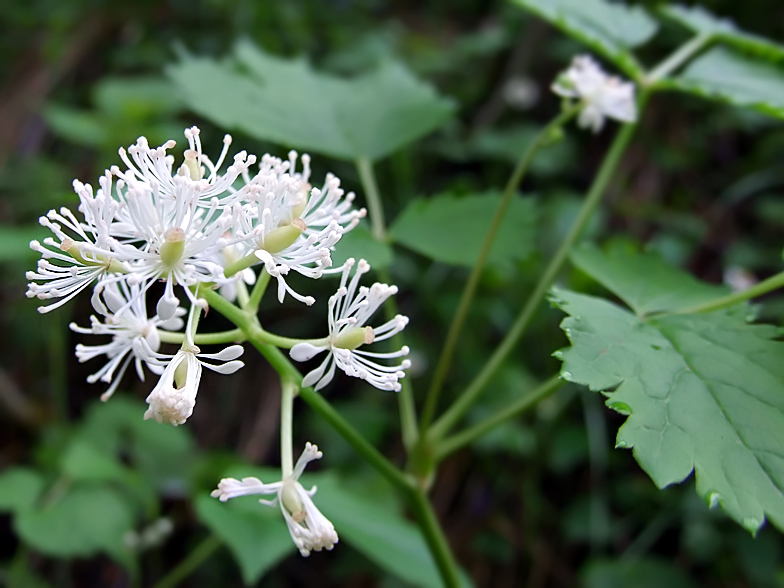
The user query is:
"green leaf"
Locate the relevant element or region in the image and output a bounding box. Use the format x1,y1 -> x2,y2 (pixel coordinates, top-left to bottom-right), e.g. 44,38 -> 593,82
331,224 -> 393,270
198,466 -> 471,587
0,225 -> 49,263
316,475 -> 468,588
510,0 -> 658,76
570,245 -> 727,315
582,556 -> 698,588
0,468 -> 45,513
169,40 -> 455,161
553,287 -> 784,534
389,192 -> 537,267
195,492 -> 294,585
43,105 -> 107,147
659,5 -> 784,62
60,438 -> 130,483
80,397 -> 195,489
92,76 -> 182,118
15,485 -> 135,560
470,125 -> 577,176
664,47 -> 784,119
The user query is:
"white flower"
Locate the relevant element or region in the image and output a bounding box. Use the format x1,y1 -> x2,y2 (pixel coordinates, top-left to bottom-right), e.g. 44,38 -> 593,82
69,282 -> 185,402
211,442 -> 338,557
552,55 -> 636,133
109,128 -> 256,319
234,150 -> 366,305
27,127 -> 257,320
26,175 -> 127,313
289,258 -> 410,391
143,343 -> 245,426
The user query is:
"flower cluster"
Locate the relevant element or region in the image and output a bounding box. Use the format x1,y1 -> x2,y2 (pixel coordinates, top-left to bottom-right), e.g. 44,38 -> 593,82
551,55 -> 637,133
28,127 -> 413,559
26,127 -> 407,424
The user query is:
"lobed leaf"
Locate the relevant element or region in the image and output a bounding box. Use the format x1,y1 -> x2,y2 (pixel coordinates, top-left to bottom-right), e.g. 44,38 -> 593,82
0,468 -> 45,513
15,485 -> 135,562
570,244 -> 727,315
663,47 -> 784,120
316,474 -> 471,588
660,5 -> 784,62
554,287 -> 784,534
389,191 -> 537,267
169,40 -> 455,162
510,0 -> 658,77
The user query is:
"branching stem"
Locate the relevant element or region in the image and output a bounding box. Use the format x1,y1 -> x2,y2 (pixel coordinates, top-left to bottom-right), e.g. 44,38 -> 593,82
419,105 -> 580,435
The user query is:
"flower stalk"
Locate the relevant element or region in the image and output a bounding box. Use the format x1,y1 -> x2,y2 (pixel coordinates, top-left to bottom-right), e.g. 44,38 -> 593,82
431,91 -> 649,440
420,103 -> 581,436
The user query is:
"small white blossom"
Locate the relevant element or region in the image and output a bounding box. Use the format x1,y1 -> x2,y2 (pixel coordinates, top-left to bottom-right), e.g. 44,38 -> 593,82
552,55 -> 636,133
289,258 -> 410,391
109,128 -> 256,319
235,151 -> 366,305
26,176 -> 127,313
211,442 -> 338,557
69,282 -> 184,402
143,342 -> 245,426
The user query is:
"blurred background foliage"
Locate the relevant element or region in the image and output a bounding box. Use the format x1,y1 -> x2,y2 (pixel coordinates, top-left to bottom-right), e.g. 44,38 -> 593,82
2,0 -> 784,586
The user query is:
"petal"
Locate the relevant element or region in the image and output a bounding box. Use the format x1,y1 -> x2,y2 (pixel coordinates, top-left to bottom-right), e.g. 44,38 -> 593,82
203,359 -> 244,375
290,342 -> 328,362
199,344 -> 244,361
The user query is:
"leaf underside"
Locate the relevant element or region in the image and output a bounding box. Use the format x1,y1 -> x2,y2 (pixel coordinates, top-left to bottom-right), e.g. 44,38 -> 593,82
511,0 -> 658,77
660,4 -> 784,62
664,47 -> 784,120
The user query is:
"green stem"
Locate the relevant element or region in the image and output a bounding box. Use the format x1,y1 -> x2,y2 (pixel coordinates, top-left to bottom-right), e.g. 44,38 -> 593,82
256,327 -> 328,350
281,378 -> 297,478
198,287 -> 410,492
407,487 -> 461,588
646,32 -> 712,84
356,156 -> 386,242
297,383 -> 410,490
431,93 -> 649,440
379,266 -> 418,449
235,279 -> 250,309
419,105 -> 580,436
199,287 -> 463,587
224,252 -> 260,278
435,375 -> 562,460
355,161 -> 418,449
662,269 -> 784,316
153,534 -> 222,588
247,268 -> 271,312
158,328 -> 245,346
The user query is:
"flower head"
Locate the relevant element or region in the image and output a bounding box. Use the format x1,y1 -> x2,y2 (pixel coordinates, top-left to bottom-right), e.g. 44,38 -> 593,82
143,343 -> 245,426
69,282 -> 185,402
232,151 -> 366,305
552,55 -> 636,133
211,442 -> 338,557
289,258 -> 410,391
27,127 -> 261,321
26,176 -> 127,313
